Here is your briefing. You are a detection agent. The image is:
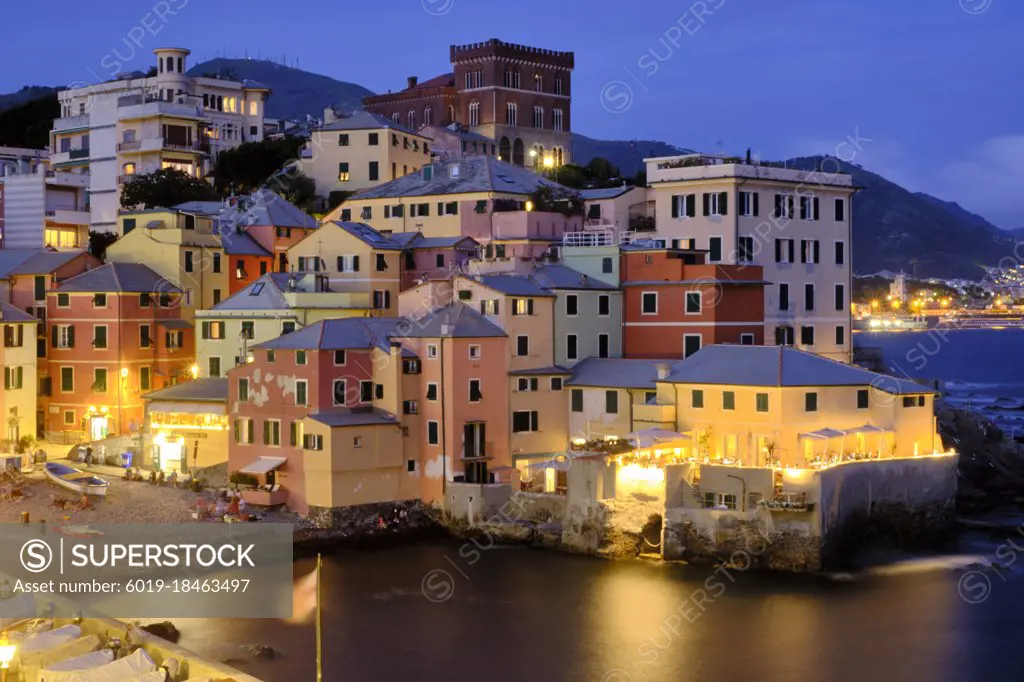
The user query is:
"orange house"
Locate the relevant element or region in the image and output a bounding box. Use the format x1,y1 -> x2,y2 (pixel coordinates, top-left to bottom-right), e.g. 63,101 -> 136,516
46,263 -> 194,440
221,228 -> 274,295
621,244 -> 766,359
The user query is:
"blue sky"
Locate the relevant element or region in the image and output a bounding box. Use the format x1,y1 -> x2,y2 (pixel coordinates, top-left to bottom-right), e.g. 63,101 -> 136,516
3,0 -> 1022,227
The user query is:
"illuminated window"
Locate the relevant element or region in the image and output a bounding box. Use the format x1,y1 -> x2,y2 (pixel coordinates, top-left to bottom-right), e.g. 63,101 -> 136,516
249,100 -> 258,116
123,162 -> 136,175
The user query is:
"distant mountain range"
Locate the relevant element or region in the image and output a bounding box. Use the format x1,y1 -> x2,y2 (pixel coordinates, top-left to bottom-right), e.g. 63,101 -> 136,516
1,59 -> 1018,278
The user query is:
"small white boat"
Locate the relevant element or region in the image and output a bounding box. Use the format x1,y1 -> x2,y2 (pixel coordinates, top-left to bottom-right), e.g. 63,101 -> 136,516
44,462 -> 109,497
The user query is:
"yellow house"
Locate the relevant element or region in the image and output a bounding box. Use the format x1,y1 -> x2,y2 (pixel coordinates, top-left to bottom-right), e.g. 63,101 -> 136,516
567,358 -> 670,442
0,301 -> 38,446
106,207 -> 227,322
295,111 -> 433,198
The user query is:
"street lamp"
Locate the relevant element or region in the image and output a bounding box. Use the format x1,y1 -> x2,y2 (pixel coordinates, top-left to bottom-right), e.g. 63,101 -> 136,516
543,156 -> 554,169
190,364 -> 199,380
0,631 -> 17,682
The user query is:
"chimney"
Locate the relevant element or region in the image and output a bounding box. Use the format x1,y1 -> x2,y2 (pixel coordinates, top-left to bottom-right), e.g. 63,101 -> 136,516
440,323 -> 454,336
407,76 -> 418,89
580,274 -> 588,286
323,107 -> 337,124
656,363 -> 670,380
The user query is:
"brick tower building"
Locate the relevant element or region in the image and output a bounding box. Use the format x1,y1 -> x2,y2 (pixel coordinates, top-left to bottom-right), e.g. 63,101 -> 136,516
364,39 -> 574,168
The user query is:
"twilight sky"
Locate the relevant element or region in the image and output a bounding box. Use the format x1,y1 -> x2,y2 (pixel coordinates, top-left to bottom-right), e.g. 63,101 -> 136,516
3,0 -> 1021,228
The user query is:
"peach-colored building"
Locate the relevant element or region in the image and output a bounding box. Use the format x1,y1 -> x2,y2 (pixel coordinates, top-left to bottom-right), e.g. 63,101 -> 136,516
0,300 -> 39,444
45,263 -> 194,441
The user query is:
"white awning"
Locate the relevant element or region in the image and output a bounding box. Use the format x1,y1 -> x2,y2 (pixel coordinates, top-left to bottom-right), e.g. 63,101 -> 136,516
630,428 -> 691,447
842,424 -> 890,434
799,428 -> 846,440
148,401 -> 226,416
239,456 -> 287,475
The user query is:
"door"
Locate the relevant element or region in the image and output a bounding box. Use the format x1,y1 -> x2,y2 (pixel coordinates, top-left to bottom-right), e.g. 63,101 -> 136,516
684,334 -> 702,358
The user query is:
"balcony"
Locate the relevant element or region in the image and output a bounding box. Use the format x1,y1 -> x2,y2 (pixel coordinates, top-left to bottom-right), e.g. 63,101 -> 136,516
645,154 -> 854,188
116,138 -> 207,155
633,403 -> 677,428
52,114 -> 90,131
117,97 -> 205,121
68,148 -> 90,160
45,171 -> 90,188
240,488 -> 289,507
562,229 -> 653,248
46,208 -> 90,226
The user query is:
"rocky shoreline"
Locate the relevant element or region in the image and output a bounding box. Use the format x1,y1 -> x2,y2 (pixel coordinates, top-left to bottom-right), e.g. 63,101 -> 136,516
940,405 -> 1024,514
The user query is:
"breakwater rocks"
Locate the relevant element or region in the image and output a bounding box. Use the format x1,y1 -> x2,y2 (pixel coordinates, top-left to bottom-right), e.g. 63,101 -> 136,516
293,500 -> 446,553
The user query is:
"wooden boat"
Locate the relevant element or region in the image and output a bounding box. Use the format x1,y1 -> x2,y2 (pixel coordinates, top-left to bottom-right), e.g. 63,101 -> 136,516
43,462 -> 109,497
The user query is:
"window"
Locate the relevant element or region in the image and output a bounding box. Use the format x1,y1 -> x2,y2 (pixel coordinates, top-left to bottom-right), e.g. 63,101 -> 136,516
512,411 -> 539,433
511,298 -> 534,316
738,236 -> 755,263
571,389 -> 584,412
369,161 -> 379,181
264,420 -> 281,446
337,162 -> 350,182
756,393 -> 769,412
63,409 -> 75,425
402,399 -> 418,415
208,357 -> 221,378
54,324 -> 75,349
140,367 -> 151,391
282,321 -> 296,335
92,293 -> 107,308
598,295 -> 610,316
3,366 -> 23,390
140,324 -> 151,348
480,299 -> 500,316
857,389 -> 869,409
684,334 -> 702,358
598,334 -> 609,358
267,350 -> 276,363
723,391 -> 735,410
211,252 -> 221,274
59,366 -> 74,393
805,392 -> 818,412
368,132 -> 379,146
779,283 -> 790,311
359,380 -> 373,403
566,294 -> 579,316
241,321 -> 255,339
775,325 -> 795,345
805,284 -> 815,311
469,379 -> 483,403
238,378 -> 249,401
835,325 -> 846,346
93,368 -> 108,393
338,133 -> 349,146
505,102 -> 517,126
691,389 -> 704,408
740,333 -> 755,345
799,196 -> 820,221
566,334 -> 578,360
702,192 -> 728,216
337,255 -> 360,272
303,433 -> 324,451
602,257 -> 613,274
550,377 -> 563,391
427,344 -> 438,359
427,421 -> 440,445
605,390 -> 618,414
671,194 -> 696,219
184,251 -> 194,273
552,109 -> 564,132
93,325 -> 107,349
427,383 -> 439,401
516,335 -> 529,357
295,380 -> 308,406
685,291 -> 702,314
801,326 -> 815,346
201,321 -> 225,340
774,194 -> 794,219
435,254 -> 446,269
57,293 -> 70,308
739,191 -> 759,216
33,276 -> 46,302
775,238 -> 795,264
468,101 -> 480,127
835,284 -> 845,311
834,198 -> 845,222
708,237 -> 722,263
834,241 -> 846,266
290,421 -> 303,447
800,239 -> 820,264
532,105 -> 544,129
641,292 -> 658,315
517,377 -> 539,392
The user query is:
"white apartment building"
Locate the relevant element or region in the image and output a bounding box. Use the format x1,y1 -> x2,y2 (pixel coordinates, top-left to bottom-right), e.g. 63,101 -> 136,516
0,168 -> 90,250
50,48 -> 269,234
644,154 -> 856,363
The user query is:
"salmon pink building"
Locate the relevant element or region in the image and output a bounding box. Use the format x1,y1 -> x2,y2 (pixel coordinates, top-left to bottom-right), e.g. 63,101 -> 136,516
620,243 -> 766,359
46,263 -> 194,441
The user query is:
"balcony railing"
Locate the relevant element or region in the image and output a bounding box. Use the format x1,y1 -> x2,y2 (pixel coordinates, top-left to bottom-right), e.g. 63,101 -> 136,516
562,229 -> 654,247
68,148 -> 90,160
117,140 -> 141,152
53,114 -> 90,131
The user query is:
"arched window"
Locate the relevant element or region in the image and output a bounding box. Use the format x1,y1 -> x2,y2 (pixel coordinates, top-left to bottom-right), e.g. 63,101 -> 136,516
512,138 -> 525,166
423,106 -> 432,126
165,56 -> 174,73
499,137 -> 511,162
468,101 -> 480,127
505,102 -> 517,127
532,106 -> 544,129
447,105 -> 455,123
392,112 -> 401,123
177,57 -> 183,73
408,110 -> 416,129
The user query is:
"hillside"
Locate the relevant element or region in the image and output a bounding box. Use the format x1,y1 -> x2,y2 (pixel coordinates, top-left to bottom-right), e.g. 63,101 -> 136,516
0,85 -> 57,112
570,134 -> 692,176
788,157 -> 1016,278
0,93 -> 59,148
187,58 -> 374,119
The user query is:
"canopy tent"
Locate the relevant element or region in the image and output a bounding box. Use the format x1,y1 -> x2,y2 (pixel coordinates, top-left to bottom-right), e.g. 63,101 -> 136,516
798,428 -> 846,440
629,428 -> 692,449
839,424 -> 892,458
147,401 -> 226,416
239,456 -> 287,475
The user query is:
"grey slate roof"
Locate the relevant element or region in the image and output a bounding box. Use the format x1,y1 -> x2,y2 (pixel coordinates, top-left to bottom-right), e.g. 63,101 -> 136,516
220,228 -> 272,256
180,189 -> 317,232
209,273 -> 291,311
475,274 -> 554,297
0,300 -> 35,323
579,186 -> 638,201
143,378 -> 229,403
332,222 -> 406,250
319,111 -> 421,137
56,263 -> 181,293
399,302 -> 506,339
665,345 -> 937,394
8,250 -> 88,276
531,265 -> 617,291
254,317 -> 402,352
351,155 -> 572,200
568,358 -> 682,390
509,366 -> 572,376
307,407 -> 399,428
0,249 -> 42,279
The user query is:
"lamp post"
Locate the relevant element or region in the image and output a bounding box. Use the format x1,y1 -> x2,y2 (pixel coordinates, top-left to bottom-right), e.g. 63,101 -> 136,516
119,367 -> 129,437
0,631 -> 17,682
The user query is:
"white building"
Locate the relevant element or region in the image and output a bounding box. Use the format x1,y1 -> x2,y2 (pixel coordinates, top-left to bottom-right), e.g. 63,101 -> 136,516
50,48 -> 270,235
644,154 -> 856,363
0,167 -> 90,250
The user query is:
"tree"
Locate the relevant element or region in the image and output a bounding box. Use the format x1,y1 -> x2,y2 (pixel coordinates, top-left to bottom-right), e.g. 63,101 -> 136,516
119,168 -> 217,210
0,93 -> 59,148
212,137 -> 307,195
270,169 -> 318,213
585,157 -> 620,182
327,190 -> 354,212
88,231 -> 119,260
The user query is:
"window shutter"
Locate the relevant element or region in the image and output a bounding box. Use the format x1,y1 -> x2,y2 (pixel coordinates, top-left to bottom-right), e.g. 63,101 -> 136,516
813,197 -> 820,221
67,325 -> 75,348
51,325 -> 58,348
719,192 -> 728,215
202,321 -> 210,339
17,325 -> 24,346
752,193 -> 759,216
774,239 -> 782,263
247,420 -> 254,444
813,241 -> 820,263
352,255 -> 360,272
788,240 -> 795,263
263,420 -> 270,445
4,368 -> 9,390
702,193 -> 710,216
530,412 -> 538,431
527,299 -> 534,315
17,367 -> 22,387
774,194 -> 782,218
480,301 -> 486,315
671,196 -> 680,219
493,300 -> 499,315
